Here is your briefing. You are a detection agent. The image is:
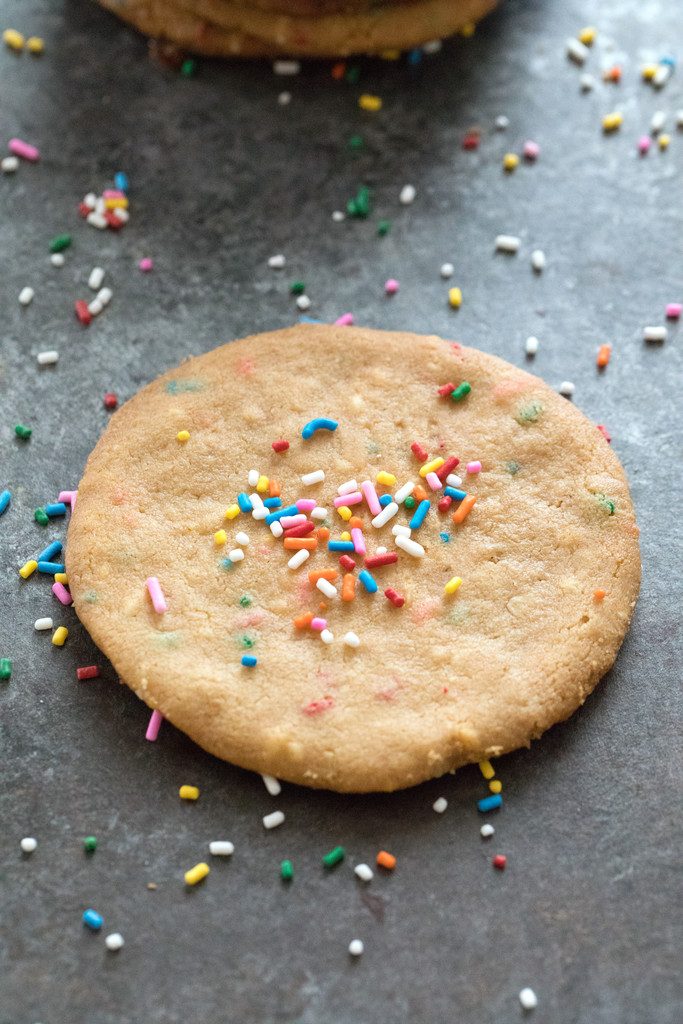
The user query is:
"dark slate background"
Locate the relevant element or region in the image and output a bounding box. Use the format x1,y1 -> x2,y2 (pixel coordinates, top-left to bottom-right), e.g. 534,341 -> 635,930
1,1 -> 681,1022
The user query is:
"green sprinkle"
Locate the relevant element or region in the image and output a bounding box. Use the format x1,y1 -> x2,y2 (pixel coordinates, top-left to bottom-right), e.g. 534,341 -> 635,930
34,508 -> 49,525
280,859 -> 294,882
345,66 -> 360,85
83,836 -> 97,853
165,379 -> 204,394
221,558 -> 235,571
239,634 -> 256,649
290,281 -> 306,295
347,185 -> 371,219
596,494 -> 616,515
239,594 -> 253,608
0,658 -> 12,681
348,134 -> 364,151
404,495 -> 416,509
15,424 -> 32,439
322,845 -> 345,869
515,400 -> 543,424
450,382 -> 471,402
49,233 -> 71,253
505,461 -> 520,475
180,58 -> 197,77
377,219 -> 392,236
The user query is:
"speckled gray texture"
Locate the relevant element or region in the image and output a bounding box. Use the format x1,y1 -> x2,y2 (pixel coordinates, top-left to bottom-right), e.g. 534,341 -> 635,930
1,1 -> 681,1022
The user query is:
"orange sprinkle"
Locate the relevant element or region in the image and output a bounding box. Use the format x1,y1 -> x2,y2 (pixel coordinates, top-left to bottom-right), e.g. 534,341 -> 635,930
316,526 -> 330,542
283,537 -> 318,551
413,484 -> 429,503
452,494 -> 477,525
331,61 -> 346,80
341,573 -> 356,602
376,850 -> 396,870
348,515 -> 364,530
597,344 -> 612,368
603,65 -> 622,82
269,479 -> 281,497
293,612 -> 314,629
593,589 -> 607,601
308,568 -> 338,584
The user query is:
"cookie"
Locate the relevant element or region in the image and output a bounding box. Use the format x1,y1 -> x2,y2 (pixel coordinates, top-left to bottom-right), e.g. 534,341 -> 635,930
66,326 -> 641,792
97,0 -> 499,58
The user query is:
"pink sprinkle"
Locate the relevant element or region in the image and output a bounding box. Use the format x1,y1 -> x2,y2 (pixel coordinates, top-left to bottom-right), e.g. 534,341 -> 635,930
310,617 -> 327,631
425,471 -> 442,491
665,302 -> 681,319
360,480 -> 382,516
385,279 -> 399,295
146,576 -> 167,613
296,499 -> 316,512
637,135 -> 651,155
145,709 -> 164,741
333,491 -> 362,507
57,489 -> 77,506
9,138 -> 40,162
334,313 -> 354,326
52,581 -> 72,606
280,514 -> 307,528
466,461 -> 482,474
139,257 -> 153,272
103,189 -> 126,199
351,527 -> 366,555
523,140 -> 540,160
302,696 -> 334,716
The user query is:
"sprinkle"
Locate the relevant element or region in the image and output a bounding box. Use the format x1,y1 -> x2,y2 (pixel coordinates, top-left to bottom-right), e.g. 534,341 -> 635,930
75,300 -> 92,325
228,547 -> 245,563
288,549 -> 310,569
495,115 -> 510,130
394,480 -> 416,504
360,479 -> 382,516
409,499 -> 431,529
433,797 -> 448,813
666,303 -> 682,319
451,382 -> 471,402
384,587 -> 405,608
0,658 -> 12,680
179,785 -> 200,801
495,234 -> 521,253
419,458 -> 444,478
34,508 -> 48,524
37,350 -> 59,366
489,779 -> 503,794
364,552 -> 397,569
466,461 -> 482,475
54,573 -> 68,585
399,183 -> 416,205
184,863 -> 210,886
302,417 -> 338,440
602,112 -> 623,133
237,492 -> 253,513
411,441 -> 429,461
283,537 -> 317,552
341,574 -> 356,601
519,988 -> 538,1011
643,326 -> 667,342
19,287 -> 34,306
271,439 -> 289,454
273,59 -> 300,75
105,933 -> 124,952
76,666 -> 100,681
559,381 -> 575,397
354,863 -> 373,882
392,524 -> 411,537
440,262 -> 454,278
9,138 -> 40,162
376,850 -> 396,870
52,582 -> 72,606
371,502 -> 399,528
241,654 -> 258,667
478,794 -> 503,812
316,578 -> 338,600
597,344 -> 612,368
20,837 -> 37,853
385,278 -> 400,295
83,909 -> 103,931
301,470 -> 325,486
358,569 -> 378,593
342,631 -> 360,648
530,249 -> 546,274
34,617 -> 53,630
280,859 -> 294,881
503,152 -> 519,172
322,846 -> 345,868
339,554 -> 356,572
359,94 -> 382,111
444,577 -> 462,595
493,854 -> 507,870
270,521 -> 284,538
480,823 -> 495,838
479,760 -> 495,779
653,64 -> 672,88
259,773 -> 281,798
146,577 -> 167,614
566,37 -> 589,64
3,27 -> 24,50
103,392 -> 118,410
235,532 -> 250,547
444,486 -> 467,501
263,810 -> 285,830
523,140 -> 540,161
51,626 -> 68,647
83,835 -> 98,852
525,335 -> 539,355
0,489 -> 11,516
1,155 -> 19,173
395,535 -> 425,558
350,526 -> 366,555
448,287 -> 463,308
349,939 -> 364,957
296,295 -> 311,311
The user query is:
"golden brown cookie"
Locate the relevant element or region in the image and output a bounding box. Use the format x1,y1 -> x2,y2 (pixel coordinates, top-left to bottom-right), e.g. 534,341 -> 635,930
66,326 -> 640,792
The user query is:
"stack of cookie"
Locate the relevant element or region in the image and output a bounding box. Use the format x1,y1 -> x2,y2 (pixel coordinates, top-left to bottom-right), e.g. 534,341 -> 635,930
97,0 -> 499,58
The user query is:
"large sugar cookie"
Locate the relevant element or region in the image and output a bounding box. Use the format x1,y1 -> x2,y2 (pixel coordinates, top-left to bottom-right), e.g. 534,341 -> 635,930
66,326 -> 640,792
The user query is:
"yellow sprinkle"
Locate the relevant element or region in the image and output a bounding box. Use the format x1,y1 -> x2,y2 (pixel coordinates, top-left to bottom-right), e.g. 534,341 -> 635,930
184,862 -> 210,886
224,504 -> 240,520
179,785 -> 200,801
376,471 -> 396,487
52,626 -> 68,647
104,197 -> 128,209
419,457 -> 444,478
358,94 -> 382,112
578,26 -> 597,45
214,529 -> 227,546
658,133 -> 671,150
641,63 -> 658,81
379,49 -> 400,61
19,560 -> 38,579
489,779 -> 503,794
479,760 -> 495,780
340,531 -> 352,541
256,475 -> 269,494
337,506 -> 352,521
27,36 -> 44,55
503,152 -> 520,172
3,28 -> 25,51
602,112 -> 623,133
176,430 -> 190,442
54,572 -> 68,585
444,576 -> 462,595
459,21 -> 476,37
448,287 -> 463,309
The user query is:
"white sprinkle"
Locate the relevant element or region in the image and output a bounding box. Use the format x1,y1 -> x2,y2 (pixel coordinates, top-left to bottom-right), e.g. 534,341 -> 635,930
579,73 -> 595,91
342,631 -> 360,648
87,299 -> 104,317
261,774 -> 282,797
228,548 -> 245,563
97,287 -> 113,307
320,628 -> 334,644
422,39 -> 442,54
250,492 -> 265,511
559,381 -> 575,397
248,469 -> 260,487
34,617 -> 53,631
354,863 -> 374,882
270,520 -> 284,538
83,192 -> 97,209
650,110 -> 666,134
105,933 -> 124,951
494,114 -> 510,130
301,469 -> 325,486
399,183 -> 416,205
349,939 -> 364,957
395,534 -> 425,558
644,325 -> 667,342
95,197 -> 106,215
277,91 -> 291,106
394,480 -> 415,504
112,207 -> 129,223
50,253 -> 65,267
566,37 -> 589,64
268,254 -> 285,269
371,502 -> 399,528
525,336 -> 540,356
338,479 -> 359,495
296,294 -> 311,311
445,474 -> 462,488
392,524 -> 411,537
20,837 -> 37,854
332,210 -> 346,222
37,350 -> 59,366
480,823 -> 495,838
495,234 -> 521,253
288,549 -> 310,569
88,267 -> 105,291
19,287 -> 34,306
235,532 -> 250,547
273,59 -> 300,75
519,988 -> 538,1011
432,797 -> 448,814
531,249 -> 546,272
209,840 -> 235,856
316,578 -> 337,599
375,546 -> 387,555
311,506 -> 327,521
86,211 -> 107,230
263,810 -> 285,829
252,507 -> 268,521
440,262 -> 454,279
653,64 -> 671,89
677,109 -> 683,129
1,155 -> 19,172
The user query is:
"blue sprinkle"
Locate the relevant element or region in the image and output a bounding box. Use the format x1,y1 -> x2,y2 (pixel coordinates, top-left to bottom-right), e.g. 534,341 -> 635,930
37,561 -> 65,574
299,315 -> 323,324
444,487 -> 467,501
265,504 -> 299,525
328,540 -> 355,552
358,569 -> 378,593
237,492 -> 253,513
38,540 -> 62,562
409,499 -> 431,530
477,794 -> 503,813
407,48 -> 423,66
302,417 -> 339,440
221,558 -> 234,571
114,171 -> 129,192
82,908 -> 103,931
378,494 -> 392,508
0,489 -> 11,516
44,502 -> 67,517
659,55 -> 676,68
241,655 -> 258,667
439,531 -> 451,543
263,497 -> 282,509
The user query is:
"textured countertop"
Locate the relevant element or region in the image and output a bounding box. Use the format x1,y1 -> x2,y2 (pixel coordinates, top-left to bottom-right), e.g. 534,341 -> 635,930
1,1 -> 681,1022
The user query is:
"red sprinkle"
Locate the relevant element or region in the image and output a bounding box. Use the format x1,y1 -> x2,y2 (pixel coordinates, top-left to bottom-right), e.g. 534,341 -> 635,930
339,554 -> 356,572
436,456 -> 460,481
492,854 -> 507,871
74,300 -> 92,326
462,131 -> 480,150
76,665 -> 100,681
411,441 -> 429,462
283,521 -> 315,539
384,587 -> 405,608
272,439 -> 290,453
78,202 -> 91,218
104,211 -> 123,230
365,552 -> 398,568
437,382 -> 456,398
438,496 -> 452,513
103,392 -> 118,410
597,424 -> 612,443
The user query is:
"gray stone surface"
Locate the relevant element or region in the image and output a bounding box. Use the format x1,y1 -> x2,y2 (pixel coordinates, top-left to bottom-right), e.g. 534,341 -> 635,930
1,1 -> 681,1022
